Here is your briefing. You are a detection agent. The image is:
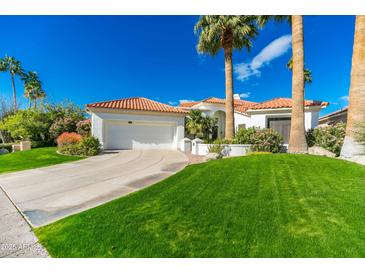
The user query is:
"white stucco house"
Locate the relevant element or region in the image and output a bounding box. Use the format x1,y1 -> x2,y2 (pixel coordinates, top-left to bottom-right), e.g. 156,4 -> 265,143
86,95 -> 328,150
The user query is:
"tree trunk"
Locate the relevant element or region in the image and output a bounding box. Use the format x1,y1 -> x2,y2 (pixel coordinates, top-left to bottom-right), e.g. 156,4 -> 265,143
288,15 -> 308,153
341,16 -> 365,158
11,74 -> 17,111
224,46 -> 235,140
28,98 -> 31,110
34,99 -> 37,110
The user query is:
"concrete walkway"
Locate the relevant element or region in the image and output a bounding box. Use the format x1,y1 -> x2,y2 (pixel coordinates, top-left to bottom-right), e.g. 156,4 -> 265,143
0,187 -> 49,258
0,150 -> 188,227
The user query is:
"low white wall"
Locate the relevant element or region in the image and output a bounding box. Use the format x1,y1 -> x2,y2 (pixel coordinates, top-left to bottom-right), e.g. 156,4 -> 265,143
194,143 -> 252,157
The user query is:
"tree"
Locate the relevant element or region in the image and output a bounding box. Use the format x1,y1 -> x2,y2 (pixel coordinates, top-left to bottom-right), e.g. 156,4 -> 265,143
2,56 -> 24,111
185,109 -> 217,139
194,16 -> 260,140
260,15 -> 308,153
186,109 -> 203,138
287,57 -> 312,85
22,71 -> 45,109
340,16 -> 365,158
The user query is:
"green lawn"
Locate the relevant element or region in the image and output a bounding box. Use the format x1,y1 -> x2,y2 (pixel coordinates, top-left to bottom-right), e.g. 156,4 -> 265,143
35,154 -> 365,258
0,147 -> 84,174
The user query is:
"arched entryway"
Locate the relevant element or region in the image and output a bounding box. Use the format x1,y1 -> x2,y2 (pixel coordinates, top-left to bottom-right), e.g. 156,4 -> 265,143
213,110 -> 226,139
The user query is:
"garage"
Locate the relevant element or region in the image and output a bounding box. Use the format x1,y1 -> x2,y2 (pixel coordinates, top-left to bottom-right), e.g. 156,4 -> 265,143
105,121 -> 176,150
86,97 -> 187,150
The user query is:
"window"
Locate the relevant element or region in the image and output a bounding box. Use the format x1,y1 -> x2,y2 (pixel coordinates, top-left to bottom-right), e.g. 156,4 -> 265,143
237,124 -> 246,130
267,117 -> 291,143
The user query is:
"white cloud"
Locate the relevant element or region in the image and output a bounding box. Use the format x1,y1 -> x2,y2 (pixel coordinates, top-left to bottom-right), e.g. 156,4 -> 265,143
339,95 -> 349,102
168,101 -> 178,106
234,34 -> 292,82
239,92 -> 251,99
179,99 -> 193,104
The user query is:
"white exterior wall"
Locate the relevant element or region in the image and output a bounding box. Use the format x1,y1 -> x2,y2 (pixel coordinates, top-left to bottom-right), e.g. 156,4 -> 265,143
90,110 -> 185,150
248,109 -> 320,130
234,113 -> 252,130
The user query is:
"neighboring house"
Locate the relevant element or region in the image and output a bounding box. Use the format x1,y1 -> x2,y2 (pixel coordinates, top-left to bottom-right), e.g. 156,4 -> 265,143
87,95 -> 328,150
318,107 -> 348,127
181,95 -> 328,144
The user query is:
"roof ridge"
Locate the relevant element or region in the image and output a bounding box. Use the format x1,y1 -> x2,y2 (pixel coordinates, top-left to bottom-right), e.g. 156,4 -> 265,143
86,97 -> 144,106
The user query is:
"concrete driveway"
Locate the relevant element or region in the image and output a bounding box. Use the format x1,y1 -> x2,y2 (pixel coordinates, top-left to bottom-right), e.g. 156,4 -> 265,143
0,150 -> 188,227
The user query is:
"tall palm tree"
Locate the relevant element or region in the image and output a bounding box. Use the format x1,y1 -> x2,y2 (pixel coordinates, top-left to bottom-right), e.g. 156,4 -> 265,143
22,71 -> 41,109
3,56 -> 23,111
287,57 -> 312,85
260,15 -> 307,153
340,16 -> 365,158
288,15 -> 307,153
194,16 -> 260,140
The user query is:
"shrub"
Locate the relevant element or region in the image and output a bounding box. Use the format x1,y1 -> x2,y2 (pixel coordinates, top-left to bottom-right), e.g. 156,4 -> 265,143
233,127 -> 283,153
250,128 -> 283,153
76,119 -> 91,136
0,143 -> 13,151
58,135 -> 101,156
50,117 -> 78,139
0,110 -> 51,145
233,127 -> 257,144
306,123 -> 346,156
56,132 -> 82,148
77,136 -> 101,156
208,142 -> 226,159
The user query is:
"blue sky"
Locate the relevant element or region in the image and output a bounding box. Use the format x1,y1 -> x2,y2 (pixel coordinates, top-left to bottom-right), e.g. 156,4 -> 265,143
0,16 -> 355,115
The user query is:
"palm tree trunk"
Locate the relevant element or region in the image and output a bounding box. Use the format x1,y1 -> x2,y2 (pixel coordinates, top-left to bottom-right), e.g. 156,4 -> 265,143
224,46 -> 235,140
34,99 -> 37,110
28,98 -> 31,110
288,15 -> 308,153
341,16 -> 365,158
11,74 -> 17,111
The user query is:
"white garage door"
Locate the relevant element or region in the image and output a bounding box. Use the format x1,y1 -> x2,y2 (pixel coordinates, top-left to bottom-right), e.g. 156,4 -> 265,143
105,121 -> 176,150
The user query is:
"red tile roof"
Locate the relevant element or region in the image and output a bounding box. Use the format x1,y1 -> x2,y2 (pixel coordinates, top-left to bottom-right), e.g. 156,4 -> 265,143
249,97 -> 329,110
179,101 -> 200,107
87,97 -> 188,114
179,97 -> 257,113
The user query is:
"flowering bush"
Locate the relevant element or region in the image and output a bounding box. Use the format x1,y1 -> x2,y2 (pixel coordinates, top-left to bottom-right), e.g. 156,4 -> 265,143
50,117 -> 78,139
57,133 -> 101,156
233,127 -> 283,153
306,123 -> 346,156
56,132 -> 82,148
76,119 -> 91,136
250,128 -> 283,153
233,127 -> 257,144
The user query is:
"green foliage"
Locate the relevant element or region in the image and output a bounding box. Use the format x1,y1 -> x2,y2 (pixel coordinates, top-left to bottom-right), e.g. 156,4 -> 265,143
250,128 -> 283,153
306,123 -> 346,156
76,119 -> 91,136
0,143 -> 13,151
59,136 -> 101,157
287,57 -> 313,84
0,102 -> 86,147
0,109 -> 52,144
185,109 -> 217,139
233,127 -> 283,153
233,127 -> 257,144
50,117 -> 78,139
208,140 -> 228,159
194,16 -> 261,55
